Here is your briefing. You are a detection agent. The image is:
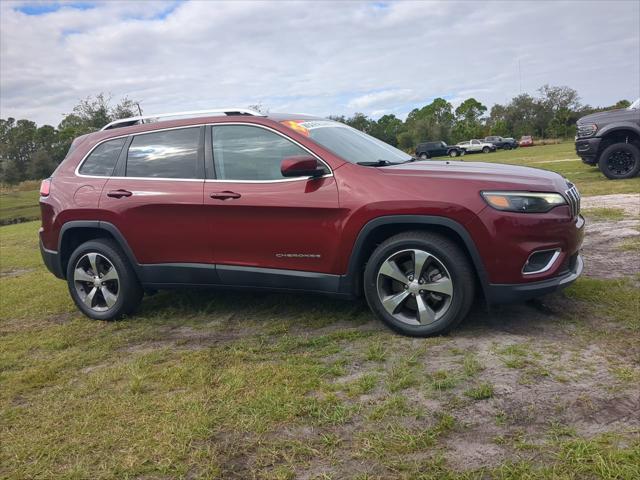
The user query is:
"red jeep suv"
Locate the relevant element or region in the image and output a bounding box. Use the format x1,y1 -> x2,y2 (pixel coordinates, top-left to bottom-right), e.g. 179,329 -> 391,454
39,109 -> 584,336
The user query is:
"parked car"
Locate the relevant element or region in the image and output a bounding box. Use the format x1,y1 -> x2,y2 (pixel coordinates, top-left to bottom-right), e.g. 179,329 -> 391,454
39,108 -> 584,337
456,139 -> 497,153
415,141 -> 466,159
519,135 -> 534,147
575,98 -> 640,179
484,136 -> 519,150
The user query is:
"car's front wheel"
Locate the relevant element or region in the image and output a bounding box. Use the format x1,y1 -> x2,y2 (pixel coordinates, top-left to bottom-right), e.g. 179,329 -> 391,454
449,150 -> 459,157
363,231 -> 475,337
419,153 -> 429,160
66,239 -> 143,320
482,146 -> 490,153
598,143 -> 640,179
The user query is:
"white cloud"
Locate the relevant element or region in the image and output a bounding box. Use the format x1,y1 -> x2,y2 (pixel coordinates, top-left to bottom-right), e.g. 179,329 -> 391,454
1,0 -> 639,126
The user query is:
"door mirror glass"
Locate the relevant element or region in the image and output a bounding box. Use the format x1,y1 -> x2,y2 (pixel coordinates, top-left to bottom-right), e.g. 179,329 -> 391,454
281,155 -> 325,178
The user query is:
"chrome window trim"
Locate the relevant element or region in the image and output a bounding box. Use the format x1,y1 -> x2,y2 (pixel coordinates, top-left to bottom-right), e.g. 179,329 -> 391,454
522,248 -> 561,275
75,122 -> 333,183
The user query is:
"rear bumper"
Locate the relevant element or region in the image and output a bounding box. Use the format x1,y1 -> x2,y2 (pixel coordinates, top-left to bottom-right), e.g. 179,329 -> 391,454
575,137 -> 601,164
39,234 -> 64,279
486,254 -> 583,304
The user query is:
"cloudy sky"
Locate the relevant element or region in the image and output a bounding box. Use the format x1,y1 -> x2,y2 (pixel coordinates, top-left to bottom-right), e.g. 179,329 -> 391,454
1,0 -> 639,126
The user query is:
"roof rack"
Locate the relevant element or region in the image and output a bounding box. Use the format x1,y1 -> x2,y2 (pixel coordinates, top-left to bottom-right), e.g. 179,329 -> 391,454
101,108 -> 265,131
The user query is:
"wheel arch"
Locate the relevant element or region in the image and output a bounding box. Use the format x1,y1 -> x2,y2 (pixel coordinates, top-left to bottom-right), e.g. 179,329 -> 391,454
58,221 -> 140,279
598,126 -> 640,151
341,215 -> 489,299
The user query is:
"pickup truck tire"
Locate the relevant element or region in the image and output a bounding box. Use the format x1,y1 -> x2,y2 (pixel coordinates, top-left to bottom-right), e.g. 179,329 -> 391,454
66,239 -> 143,321
363,231 -> 475,337
482,147 -> 490,153
598,142 -> 640,179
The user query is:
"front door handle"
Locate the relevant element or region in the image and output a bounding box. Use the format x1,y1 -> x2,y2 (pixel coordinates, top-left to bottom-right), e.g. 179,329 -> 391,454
107,189 -> 133,198
210,191 -> 241,200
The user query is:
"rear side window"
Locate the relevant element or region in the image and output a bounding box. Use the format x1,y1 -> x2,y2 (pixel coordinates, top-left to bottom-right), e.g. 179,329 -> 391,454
212,125 -> 312,181
78,137 -> 125,176
126,128 -> 200,179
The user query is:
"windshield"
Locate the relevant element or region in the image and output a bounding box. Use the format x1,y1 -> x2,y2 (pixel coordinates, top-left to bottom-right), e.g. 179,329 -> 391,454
280,119 -> 411,164
628,98 -> 640,110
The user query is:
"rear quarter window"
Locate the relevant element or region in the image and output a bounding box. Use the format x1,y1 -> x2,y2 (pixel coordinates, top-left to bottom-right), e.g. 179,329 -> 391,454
78,137 -> 126,176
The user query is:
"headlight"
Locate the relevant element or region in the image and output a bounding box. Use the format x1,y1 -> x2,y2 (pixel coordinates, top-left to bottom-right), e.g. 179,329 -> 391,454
577,123 -> 597,138
481,191 -> 567,213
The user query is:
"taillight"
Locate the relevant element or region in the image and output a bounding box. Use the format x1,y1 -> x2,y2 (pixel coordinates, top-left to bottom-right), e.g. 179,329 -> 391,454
40,178 -> 51,197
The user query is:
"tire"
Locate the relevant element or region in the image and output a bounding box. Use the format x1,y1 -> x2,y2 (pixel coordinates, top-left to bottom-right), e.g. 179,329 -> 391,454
363,231 -> 475,337
419,153 -> 429,160
504,144 -> 512,150
66,239 -> 143,320
449,150 -> 459,158
598,143 -> 640,179
482,147 -> 490,153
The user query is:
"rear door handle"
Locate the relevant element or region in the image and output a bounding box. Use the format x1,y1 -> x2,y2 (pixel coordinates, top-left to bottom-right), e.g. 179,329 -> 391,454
107,189 -> 133,198
210,191 -> 241,200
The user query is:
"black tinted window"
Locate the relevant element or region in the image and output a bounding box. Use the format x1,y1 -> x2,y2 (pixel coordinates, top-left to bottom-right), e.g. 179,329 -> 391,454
126,128 -> 199,179
79,137 -> 125,176
212,125 -> 311,180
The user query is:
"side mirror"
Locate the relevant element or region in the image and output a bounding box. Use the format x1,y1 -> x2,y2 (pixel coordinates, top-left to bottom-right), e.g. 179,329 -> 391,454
281,155 -> 325,178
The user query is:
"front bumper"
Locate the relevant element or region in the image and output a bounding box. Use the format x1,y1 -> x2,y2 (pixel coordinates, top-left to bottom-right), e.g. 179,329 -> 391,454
575,137 -> 601,164
486,253 -> 583,304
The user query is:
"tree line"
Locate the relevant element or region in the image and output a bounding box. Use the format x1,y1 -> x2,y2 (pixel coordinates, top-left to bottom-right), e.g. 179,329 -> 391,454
0,86 -> 632,184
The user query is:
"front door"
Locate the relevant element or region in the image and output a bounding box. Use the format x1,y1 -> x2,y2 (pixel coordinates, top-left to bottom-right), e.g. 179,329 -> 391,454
203,124 -> 342,284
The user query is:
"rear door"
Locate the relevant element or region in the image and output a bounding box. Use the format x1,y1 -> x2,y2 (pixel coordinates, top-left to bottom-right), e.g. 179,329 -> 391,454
203,123 -> 341,280
100,126 -> 209,265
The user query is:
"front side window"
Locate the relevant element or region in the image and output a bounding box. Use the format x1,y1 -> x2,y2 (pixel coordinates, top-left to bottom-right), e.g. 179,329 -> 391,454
126,128 -> 200,179
79,137 -> 126,176
212,125 -> 313,181
280,119 -> 411,165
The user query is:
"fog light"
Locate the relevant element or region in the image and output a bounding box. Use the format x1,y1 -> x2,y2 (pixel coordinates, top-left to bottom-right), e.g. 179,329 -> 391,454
523,249 -> 561,275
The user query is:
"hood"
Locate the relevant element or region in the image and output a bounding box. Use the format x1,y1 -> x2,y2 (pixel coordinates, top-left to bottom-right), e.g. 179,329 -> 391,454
578,108 -> 639,124
379,161 -> 569,192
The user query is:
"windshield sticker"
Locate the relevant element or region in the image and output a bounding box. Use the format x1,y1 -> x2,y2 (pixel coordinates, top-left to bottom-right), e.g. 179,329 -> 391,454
281,120 -> 348,136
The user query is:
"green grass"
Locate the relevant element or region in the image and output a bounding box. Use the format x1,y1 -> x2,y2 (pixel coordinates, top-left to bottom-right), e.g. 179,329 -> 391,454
0,187 -> 40,225
582,207 -> 627,221
464,382 -> 494,400
2,198 -> 640,476
565,277 -> 640,330
465,142 -> 640,196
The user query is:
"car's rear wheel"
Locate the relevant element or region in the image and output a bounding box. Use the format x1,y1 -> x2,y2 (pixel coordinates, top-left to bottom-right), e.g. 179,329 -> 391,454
482,146 -> 490,153
363,232 -> 475,337
66,239 -> 143,320
449,150 -> 459,157
598,143 -> 640,179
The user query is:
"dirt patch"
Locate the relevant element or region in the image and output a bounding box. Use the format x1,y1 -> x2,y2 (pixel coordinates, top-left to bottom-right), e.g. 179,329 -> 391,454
581,194 -> 640,279
0,267 -> 34,278
581,193 -> 640,216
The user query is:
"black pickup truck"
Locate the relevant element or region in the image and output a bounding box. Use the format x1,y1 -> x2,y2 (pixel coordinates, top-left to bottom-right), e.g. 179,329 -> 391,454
575,99 -> 640,179
415,141 -> 465,159
484,136 -> 519,150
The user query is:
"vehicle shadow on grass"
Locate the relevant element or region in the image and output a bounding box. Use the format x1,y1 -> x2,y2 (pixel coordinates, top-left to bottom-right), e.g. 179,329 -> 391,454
133,287 -> 576,343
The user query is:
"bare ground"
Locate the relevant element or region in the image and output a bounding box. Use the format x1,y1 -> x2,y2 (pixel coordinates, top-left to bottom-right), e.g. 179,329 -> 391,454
581,193 -> 640,279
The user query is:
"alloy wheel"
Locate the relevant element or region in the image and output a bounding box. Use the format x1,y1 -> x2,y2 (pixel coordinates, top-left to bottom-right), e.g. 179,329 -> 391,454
376,249 -> 453,326
73,252 -> 120,312
606,149 -> 634,176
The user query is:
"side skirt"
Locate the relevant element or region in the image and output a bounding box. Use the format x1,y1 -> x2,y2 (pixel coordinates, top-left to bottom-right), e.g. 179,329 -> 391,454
139,263 -> 346,296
